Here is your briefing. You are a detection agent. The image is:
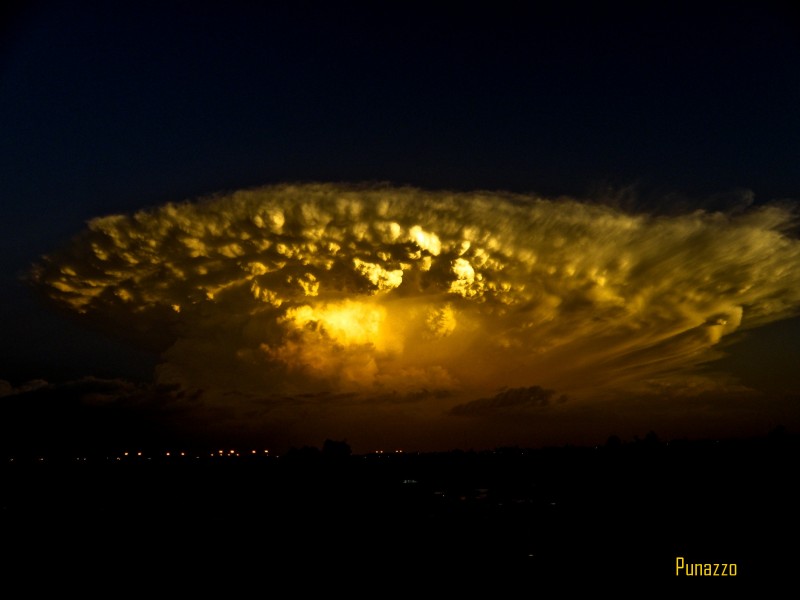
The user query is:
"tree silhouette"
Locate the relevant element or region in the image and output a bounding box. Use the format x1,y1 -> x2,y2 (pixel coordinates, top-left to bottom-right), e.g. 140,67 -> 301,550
322,439 -> 351,459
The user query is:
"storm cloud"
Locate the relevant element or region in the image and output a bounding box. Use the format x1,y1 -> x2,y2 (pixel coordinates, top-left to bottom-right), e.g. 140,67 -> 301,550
29,183 -> 800,444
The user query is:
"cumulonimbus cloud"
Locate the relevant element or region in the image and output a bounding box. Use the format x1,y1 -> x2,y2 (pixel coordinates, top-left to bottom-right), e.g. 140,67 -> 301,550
29,183 -> 800,419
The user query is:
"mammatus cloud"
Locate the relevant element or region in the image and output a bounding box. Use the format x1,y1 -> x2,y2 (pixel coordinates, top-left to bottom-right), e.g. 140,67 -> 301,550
29,183 -> 800,443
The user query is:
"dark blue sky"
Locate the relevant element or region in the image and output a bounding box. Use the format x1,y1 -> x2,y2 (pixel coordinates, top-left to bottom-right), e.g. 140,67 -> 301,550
2,0 -> 800,388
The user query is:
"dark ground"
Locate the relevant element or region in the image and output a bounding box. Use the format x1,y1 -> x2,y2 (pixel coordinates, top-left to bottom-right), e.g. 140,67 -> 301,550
1,434 -> 796,591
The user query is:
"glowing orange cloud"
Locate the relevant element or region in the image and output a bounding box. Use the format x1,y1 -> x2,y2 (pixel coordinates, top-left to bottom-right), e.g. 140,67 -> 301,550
30,184 -> 800,434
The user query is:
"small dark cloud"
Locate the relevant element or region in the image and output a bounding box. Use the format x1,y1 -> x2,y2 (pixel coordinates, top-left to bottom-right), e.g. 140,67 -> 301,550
370,388 -> 452,405
0,377 -> 212,454
449,385 -> 566,417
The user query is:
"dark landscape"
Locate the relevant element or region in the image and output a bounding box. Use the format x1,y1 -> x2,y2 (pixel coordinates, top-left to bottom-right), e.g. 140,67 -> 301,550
3,430 -> 796,587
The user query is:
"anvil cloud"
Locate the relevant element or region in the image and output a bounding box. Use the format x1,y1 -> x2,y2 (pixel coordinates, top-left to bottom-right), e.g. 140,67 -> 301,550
29,184 -> 800,447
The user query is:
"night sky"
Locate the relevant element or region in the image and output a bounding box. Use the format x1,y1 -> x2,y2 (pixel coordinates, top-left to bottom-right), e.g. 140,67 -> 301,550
3,1 -> 800,453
